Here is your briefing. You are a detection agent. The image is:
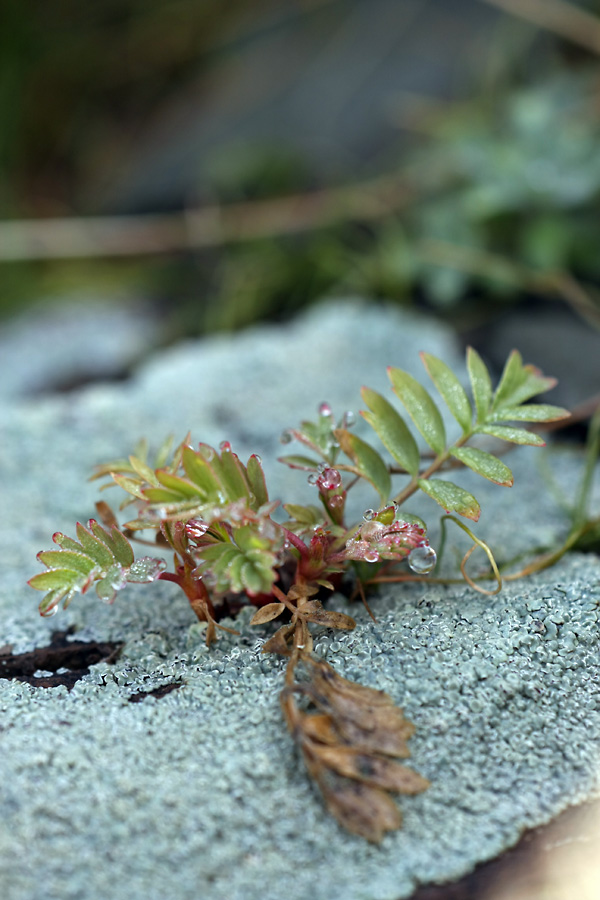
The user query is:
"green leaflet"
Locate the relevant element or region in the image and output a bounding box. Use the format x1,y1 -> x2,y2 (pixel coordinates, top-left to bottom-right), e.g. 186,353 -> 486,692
37,549 -> 96,576
489,404 -> 570,423
478,425 -> 546,446
128,455 -> 160,486
334,429 -> 391,501
420,352 -> 472,434
467,347 -> 492,423
492,350 -> 557,411
182,445 -> 224,497
450,447 -> 513,486
361,387 -> 420,476
155,470 -> 205,499
246,454 -> 269,507
388,367 -> 446,455
417,478 -> 481,521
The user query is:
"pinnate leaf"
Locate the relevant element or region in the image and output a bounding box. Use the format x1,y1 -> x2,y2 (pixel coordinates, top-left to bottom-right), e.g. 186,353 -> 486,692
450,447 -> 513,486
30,521 -> 164,616
360,387 -> 420,476
417,478 -> 481,520
387,367 -> 446,455
420,352 -> 472,434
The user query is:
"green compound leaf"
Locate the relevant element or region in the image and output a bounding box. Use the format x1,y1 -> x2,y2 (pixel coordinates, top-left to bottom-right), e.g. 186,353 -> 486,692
492,350 -> 558,411
450,447 -> 513,486
334,429 -> 391,501
489,404 -> 570,424
478,425 -> 546,446
420,352 -> 472,434
196,525 -> 278,596
467,347 -> 493,424
417,478 -> 481,521
361,387 -> 420,476
387,367 -> 446,455
29,520 -> 165,617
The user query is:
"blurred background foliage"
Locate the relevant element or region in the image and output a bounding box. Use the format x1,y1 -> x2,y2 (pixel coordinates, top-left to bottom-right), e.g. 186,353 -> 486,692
2,0 -> 600,349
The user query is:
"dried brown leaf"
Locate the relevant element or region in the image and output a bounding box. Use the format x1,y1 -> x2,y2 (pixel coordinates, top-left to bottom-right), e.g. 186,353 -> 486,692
307,661 -> 415,755
95,500 -> 119,529
281,655 -> 428,841
303,608 -> 356,631
306,759 -> 402,842
249,602 -> 285,625
310,743 -> 430,793
262,623 -> 295,655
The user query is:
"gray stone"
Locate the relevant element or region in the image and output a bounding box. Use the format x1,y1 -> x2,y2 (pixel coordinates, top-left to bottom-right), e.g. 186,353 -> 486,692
1,299 -> 599,900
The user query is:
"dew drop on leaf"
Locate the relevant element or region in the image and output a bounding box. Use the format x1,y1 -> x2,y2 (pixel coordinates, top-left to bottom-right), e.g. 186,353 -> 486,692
360,521 -> 385,540
319,468 -> 342,490
363,509 -> 376,521
343,410 -> 356,427
364,549 -> 380,563
219,441 -> 232,452
408,544 -> 437,574
307,473 -> 319,484
329,494 -> 344,509
318,402 -> 333,418
280,430 -> 293,444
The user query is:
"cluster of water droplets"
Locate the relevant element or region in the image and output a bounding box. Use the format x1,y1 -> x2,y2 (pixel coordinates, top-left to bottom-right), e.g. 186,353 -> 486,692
350,504 -> 437,573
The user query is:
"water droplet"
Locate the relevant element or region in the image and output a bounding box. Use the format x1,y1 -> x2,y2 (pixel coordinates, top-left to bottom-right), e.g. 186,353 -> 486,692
318,402 -> 333,418
186,519 -> 209,541
252,454 -> 262,464
307,473 -> 319,484
319,467 -> 342,490
329,494 -> 345,509
219,441 -> 232,452
408,544 -> 437,574
364,549 -> 380,563
317,462 -> 327,473
42,604 -> 59,618
361,521 -> 385,540
343,410 -> 356,427
363,509 -> 375,521
280,430 -> 293,444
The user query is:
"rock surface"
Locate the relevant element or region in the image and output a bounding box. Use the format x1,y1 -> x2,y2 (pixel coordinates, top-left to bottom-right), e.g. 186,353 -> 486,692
1,299 -> 599,900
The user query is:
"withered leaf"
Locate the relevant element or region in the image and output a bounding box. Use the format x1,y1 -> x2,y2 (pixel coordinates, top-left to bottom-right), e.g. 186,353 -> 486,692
307,760 -> 402,843
288,584 -> 318,603
281,655 -> 429,841
307,662 -> 415,755
309,743 -> 430,794
261,623 -> 295,655
303,608 -> 356,631
250,602 -> 285,625
95,500 -> 119,529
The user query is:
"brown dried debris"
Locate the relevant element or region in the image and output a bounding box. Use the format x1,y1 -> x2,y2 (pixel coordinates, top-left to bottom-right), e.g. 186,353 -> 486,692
281,654 -> 429,842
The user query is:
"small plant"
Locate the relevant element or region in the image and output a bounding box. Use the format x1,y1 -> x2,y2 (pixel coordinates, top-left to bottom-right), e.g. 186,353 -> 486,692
29,348 -> 568,841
